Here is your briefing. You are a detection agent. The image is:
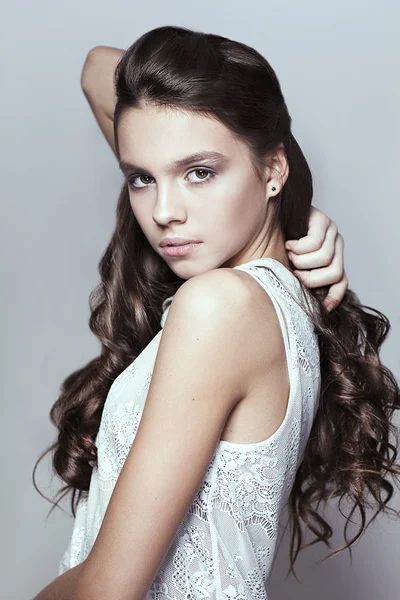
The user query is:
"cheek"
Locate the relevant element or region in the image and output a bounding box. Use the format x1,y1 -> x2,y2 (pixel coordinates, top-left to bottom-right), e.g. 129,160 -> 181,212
129,196 -> 146,222
211,185 -> 256,229
129,198 -> 152,235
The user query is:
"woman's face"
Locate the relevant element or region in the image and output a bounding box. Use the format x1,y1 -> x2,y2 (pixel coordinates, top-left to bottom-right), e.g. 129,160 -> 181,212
117,103 -> 277,279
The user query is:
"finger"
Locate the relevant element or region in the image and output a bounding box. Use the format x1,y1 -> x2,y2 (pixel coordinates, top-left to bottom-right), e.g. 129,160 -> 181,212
293,234 -> 344,288
288,221 -> 338,270
285,207 -> 331,253
322,270 -> 349,312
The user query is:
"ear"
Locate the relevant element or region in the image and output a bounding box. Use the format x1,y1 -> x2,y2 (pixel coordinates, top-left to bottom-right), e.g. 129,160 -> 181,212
265,143 -> 289,198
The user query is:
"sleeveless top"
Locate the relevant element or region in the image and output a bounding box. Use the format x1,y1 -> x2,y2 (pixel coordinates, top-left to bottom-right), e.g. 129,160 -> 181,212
58,258 -> 321,599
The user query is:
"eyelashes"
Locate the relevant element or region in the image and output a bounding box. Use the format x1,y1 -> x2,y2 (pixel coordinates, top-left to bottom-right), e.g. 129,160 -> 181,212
127,168 -> 216,191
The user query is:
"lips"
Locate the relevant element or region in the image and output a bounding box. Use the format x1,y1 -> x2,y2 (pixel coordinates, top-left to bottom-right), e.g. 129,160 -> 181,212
161,242 -> 203,257
160,238 -> 202,247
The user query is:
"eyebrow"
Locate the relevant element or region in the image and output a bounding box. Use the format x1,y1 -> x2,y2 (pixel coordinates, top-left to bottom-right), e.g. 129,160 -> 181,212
119,150 -> 228,176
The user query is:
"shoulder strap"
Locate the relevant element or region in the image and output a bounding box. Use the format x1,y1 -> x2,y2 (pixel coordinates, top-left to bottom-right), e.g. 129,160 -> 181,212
232,258 -> 298,354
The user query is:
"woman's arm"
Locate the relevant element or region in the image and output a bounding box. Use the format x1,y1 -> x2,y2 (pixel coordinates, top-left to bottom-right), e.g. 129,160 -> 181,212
76,270 -> 276,599
80,45 -> 124,156
31,561 -> 85,600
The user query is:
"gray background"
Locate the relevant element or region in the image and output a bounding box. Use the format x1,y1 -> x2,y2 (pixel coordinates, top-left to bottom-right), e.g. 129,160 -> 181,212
1,1 -> 399,598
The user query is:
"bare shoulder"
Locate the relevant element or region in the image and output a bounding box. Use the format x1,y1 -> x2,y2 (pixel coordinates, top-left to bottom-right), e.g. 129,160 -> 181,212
168,265 -> 281,335
161,266 -> 284,399
169,266 -> 252,321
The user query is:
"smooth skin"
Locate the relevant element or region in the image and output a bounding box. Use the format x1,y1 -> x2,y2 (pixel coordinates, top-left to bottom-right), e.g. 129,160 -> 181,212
32,46 -> 348,599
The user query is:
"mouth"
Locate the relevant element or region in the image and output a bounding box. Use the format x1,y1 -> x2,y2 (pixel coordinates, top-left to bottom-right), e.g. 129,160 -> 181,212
161,242 -> 203,257
160,239 -> 202,247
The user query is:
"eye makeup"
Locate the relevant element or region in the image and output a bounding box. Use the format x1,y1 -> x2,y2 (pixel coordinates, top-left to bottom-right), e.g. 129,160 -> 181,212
127,167 -> 217,191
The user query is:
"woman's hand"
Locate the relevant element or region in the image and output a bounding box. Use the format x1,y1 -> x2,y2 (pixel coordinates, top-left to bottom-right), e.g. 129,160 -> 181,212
285,207 -> 348,312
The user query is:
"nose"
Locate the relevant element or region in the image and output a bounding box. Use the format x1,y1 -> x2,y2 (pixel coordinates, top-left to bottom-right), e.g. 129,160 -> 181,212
152,183 -> 187,226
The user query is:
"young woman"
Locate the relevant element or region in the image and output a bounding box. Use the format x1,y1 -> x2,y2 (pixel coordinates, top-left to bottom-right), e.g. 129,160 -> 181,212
33,26 -> 400,600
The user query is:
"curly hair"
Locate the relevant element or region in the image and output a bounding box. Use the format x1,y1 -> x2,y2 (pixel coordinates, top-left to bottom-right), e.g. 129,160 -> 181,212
33,25 -> 400,580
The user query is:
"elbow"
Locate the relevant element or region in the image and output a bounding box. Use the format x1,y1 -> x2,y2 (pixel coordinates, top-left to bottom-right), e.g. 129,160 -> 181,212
80,46 -> 104,91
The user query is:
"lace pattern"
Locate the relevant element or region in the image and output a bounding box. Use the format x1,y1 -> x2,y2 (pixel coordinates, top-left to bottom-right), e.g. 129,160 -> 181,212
58,258 -> 321,599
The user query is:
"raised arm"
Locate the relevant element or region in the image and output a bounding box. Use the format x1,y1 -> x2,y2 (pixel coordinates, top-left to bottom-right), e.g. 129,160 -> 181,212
80,45 -> 125,157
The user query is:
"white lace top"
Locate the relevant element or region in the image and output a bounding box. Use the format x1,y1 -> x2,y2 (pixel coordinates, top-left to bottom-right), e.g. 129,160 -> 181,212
58,258 -> 321,599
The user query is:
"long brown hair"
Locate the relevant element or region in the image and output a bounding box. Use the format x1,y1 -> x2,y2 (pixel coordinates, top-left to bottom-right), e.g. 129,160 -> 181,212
33,25 -> 400,579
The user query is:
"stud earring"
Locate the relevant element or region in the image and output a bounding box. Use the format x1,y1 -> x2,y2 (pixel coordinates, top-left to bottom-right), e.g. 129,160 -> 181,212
271,186 -> 276,192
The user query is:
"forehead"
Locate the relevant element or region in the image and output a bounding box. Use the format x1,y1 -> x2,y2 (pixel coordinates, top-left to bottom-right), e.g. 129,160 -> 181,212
117,104 -> 248,165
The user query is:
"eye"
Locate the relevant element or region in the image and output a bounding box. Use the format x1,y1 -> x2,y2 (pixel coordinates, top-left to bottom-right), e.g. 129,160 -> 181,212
127,168 -> 215,191
186,168 -> 215,184
127,174 -> 154,189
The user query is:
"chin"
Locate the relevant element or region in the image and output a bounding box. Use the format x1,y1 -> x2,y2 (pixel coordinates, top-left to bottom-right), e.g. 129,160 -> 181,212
171,261 -> 215,280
